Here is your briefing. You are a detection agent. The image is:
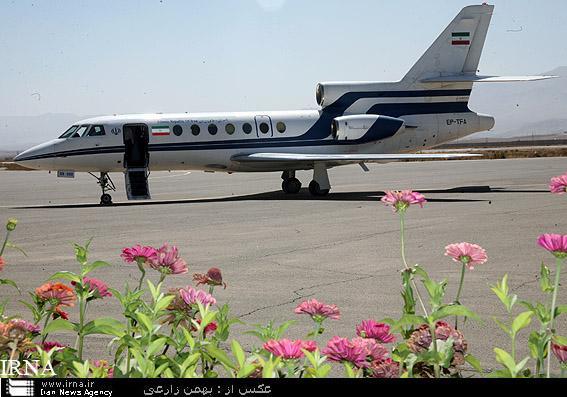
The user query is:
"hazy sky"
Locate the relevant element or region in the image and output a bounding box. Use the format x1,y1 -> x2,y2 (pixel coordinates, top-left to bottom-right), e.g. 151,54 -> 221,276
1,0 -> 566,117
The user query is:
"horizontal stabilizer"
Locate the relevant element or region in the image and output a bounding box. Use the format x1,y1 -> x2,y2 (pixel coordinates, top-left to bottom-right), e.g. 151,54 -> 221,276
232,152 -> 482,164
421,74 -> 557,83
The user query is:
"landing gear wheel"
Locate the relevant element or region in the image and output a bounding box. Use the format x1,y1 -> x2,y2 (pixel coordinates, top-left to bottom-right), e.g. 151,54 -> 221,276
100,193 -> 113,206
282,178 -> 302,194
308,181 -> 330,197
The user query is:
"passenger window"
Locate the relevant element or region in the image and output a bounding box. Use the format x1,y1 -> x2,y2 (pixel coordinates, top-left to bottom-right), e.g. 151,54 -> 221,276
225,123 -> 235,135
276,122 -> 286,133
259,122 -> 270,134
86,125 -> 106,137
208,124 -> 218,135
243,123 -> 252,134
191,124 -> 200,136
173,125 -> 183,136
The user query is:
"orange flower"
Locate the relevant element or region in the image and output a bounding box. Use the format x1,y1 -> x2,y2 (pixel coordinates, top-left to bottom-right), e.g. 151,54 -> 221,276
35,282 -> 76,307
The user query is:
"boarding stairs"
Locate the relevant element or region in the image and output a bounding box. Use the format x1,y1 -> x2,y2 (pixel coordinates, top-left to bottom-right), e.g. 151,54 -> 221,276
125,168 -> 151,200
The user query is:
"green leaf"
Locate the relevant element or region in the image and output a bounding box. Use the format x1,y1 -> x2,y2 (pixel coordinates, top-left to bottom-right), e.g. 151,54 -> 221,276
146,337 -> 167,357
515,357 -> 530,375
48,271 -> 81,284
135,313 -> 153,333
494,348 -> 516,375
154,295 -> 175,313
493,317 -> 511,336
555,305 -> 567,318
465,354 -> 483,373
553,335 -> 567,345
0,278 -> 20,293
231,340 -> 246,368
511,311 -> 533,336
83,261 -> 111,276
237,364 -> 257,379
431,304 -> 480,322
43,318 -> 78,335
539,263 -> 554,293
205,344 -> 236,370
83,317 -> 125,337
384,314 -> 427,331
5,241 -> 27,257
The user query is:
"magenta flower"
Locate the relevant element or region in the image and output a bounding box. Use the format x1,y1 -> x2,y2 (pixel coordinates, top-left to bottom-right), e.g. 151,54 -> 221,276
550,174 -> 567,195
179,286 -> 217,307
294,299 -> 341,321
538,234 -> 567,259
355,320 -> 396,343
121,245 -> 158,264
370,358 -> 399,378
444,242 -> 488,270
381,190 -> 426,213
551,342 -> 567,364
352,337 -> 389,361
194,267 -> 227,289
72,277 -> 112,299
322,336 -> 368,368
7,319 -> 40,335
42,341 -> 65,352
150,244 -> 189,275
263,339 -> 316,360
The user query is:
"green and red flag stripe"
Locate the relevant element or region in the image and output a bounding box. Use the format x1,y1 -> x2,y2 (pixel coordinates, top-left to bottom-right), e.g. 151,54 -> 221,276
151,126 -> 171,136
452,32 -> 470,46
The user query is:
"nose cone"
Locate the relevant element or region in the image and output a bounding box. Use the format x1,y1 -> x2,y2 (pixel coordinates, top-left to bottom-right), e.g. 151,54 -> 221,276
14,140 -> 56,170
478,113 -> 496,131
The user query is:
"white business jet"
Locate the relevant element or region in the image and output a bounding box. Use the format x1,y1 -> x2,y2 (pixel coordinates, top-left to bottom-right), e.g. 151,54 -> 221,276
15,4 -> 553,205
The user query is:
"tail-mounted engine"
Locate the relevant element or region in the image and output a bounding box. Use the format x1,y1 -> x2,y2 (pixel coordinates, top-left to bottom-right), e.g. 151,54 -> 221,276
331,115 -> 405,143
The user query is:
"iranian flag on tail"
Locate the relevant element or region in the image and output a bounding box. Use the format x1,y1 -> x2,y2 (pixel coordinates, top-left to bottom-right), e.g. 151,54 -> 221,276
452,32 -> 471,46
151,126 -> 170,136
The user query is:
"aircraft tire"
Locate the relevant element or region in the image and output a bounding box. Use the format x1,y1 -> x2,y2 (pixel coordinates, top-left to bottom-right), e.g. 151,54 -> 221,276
282,178 -> 302,194
100,193 -> 113,206
308,181 -> 330,197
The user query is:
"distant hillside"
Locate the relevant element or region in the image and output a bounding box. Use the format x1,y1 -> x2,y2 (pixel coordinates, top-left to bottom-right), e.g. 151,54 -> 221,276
468,66 -> 567,140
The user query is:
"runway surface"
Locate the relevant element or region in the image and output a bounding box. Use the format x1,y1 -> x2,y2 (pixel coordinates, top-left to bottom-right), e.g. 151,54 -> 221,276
1,157 -> 566,372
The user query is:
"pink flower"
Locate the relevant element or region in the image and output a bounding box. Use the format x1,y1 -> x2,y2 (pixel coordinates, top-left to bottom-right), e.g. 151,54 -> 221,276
0,257 -> 4,272
179,286 -> 217,307
370,358 -> 399,378
150,244 -> 189,275
445,243 -> 488,270
263,339 -> 316,360
193,267 -> 227,289
121,245 -> 158,264
355,320 -> 396,343
71,277 -> 112,299
322,336 -> 368,368
352,337 -> 389,361
538,234 -> 567,259
381,190 -> 426,213
551,342 -> 567,364
42,341 -> 65,352
7,319 -> 40,335
550,174 -> 567,195
294,299 -> 341,321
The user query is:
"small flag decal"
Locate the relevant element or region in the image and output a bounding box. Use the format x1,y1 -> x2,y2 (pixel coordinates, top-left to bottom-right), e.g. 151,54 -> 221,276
151,126 -> 170,136
452,32 -> 471,46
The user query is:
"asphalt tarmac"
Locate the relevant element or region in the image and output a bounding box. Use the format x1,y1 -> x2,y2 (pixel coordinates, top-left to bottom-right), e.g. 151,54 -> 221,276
1,157 -> 566,372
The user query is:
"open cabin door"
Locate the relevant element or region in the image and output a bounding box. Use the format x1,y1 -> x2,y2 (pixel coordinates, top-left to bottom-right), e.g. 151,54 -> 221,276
123,124 -> 151,200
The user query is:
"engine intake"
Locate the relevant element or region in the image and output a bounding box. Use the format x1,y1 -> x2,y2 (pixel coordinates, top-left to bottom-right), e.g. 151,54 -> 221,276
332,115 -> 405,143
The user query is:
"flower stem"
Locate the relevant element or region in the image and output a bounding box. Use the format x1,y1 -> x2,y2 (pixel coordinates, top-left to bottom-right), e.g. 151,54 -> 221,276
77,295 -> 87,361
454,263 -> 466,329
0,230 -> 11,257
399,213 -> 429,317
40,310 -> 52,344
546,257 -> 563,378
428,322 -> 441,378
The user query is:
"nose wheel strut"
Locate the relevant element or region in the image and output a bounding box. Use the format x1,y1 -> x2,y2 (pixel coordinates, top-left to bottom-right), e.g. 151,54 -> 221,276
89,172 -> 116,206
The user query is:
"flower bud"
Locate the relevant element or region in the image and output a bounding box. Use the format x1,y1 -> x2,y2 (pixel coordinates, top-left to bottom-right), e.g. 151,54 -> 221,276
6,218 -> 18,232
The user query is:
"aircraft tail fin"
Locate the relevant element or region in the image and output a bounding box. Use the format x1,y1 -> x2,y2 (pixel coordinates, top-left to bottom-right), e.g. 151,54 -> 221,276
403,4 -> 494,84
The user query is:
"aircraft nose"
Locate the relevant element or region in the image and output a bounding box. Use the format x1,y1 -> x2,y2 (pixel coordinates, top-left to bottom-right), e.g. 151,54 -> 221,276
14,141 -> 56,170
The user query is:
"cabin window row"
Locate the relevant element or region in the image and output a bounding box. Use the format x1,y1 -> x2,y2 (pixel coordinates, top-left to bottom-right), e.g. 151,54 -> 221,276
173,122 -> 287,137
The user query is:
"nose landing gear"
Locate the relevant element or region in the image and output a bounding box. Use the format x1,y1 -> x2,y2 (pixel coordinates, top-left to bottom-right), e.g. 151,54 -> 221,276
89,172 -> 116,206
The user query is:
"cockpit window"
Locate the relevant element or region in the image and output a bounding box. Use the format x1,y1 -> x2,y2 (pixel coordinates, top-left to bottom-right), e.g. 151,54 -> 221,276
85,125 -> 105,137
58,125 -> 80,139
74,125 -> 89,138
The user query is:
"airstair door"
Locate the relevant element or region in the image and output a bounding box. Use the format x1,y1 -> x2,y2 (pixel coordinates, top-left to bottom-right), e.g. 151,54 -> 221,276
123,124 -> 151,200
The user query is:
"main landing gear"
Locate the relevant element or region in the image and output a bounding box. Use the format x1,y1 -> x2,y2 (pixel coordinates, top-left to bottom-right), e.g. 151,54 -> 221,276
281,164 -> 331,197
89,172 -> 116,206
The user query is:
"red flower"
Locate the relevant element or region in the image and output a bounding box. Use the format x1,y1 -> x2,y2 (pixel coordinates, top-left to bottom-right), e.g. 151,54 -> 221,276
191,319 -> 218,336
193,267 -> 227,289
0,257 -> 5,272
552,342 -> 567,364
52,307 -> 69,320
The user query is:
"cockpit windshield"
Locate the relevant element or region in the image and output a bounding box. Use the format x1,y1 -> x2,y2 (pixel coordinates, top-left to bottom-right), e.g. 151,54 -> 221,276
59,125 -> 106,139
58,125 -> 80,139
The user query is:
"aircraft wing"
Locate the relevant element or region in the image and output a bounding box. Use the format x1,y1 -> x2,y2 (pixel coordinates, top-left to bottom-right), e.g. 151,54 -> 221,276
421,74 -> 557,83
231,152 -> 482,165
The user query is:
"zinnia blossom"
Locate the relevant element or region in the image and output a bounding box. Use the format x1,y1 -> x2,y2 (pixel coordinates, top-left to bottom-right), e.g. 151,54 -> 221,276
444,243 -> 488,270
35,282 -> 76,307
191,319 -> 218,336
263,339 -> 316,360
322,336 -> 368,368
381,190 -> 426,213
537,234 -> 567,259
53,307 -> 69,320
370,358 -> 399,378
150,244 -> 189,275
42,341 -> 65,351
0,257 -> 4,272
294,299 -> 341,321
407,321 -> 468,366
72,277 -> 112,299
121,245 -> 158,264
551,342 -> 567,364
352,337 -> 389,361
355,320 -> 396,343
550,174 -> 567,195
5,319 -> 40,335
179,286 -> 217,307
193,267 -> 227,289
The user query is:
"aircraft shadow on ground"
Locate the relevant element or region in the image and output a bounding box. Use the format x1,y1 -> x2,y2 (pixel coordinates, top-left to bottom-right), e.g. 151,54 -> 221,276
11,185 -> 549,209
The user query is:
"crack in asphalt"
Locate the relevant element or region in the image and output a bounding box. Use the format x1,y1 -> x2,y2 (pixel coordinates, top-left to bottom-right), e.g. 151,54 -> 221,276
237,274 -> 375,319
